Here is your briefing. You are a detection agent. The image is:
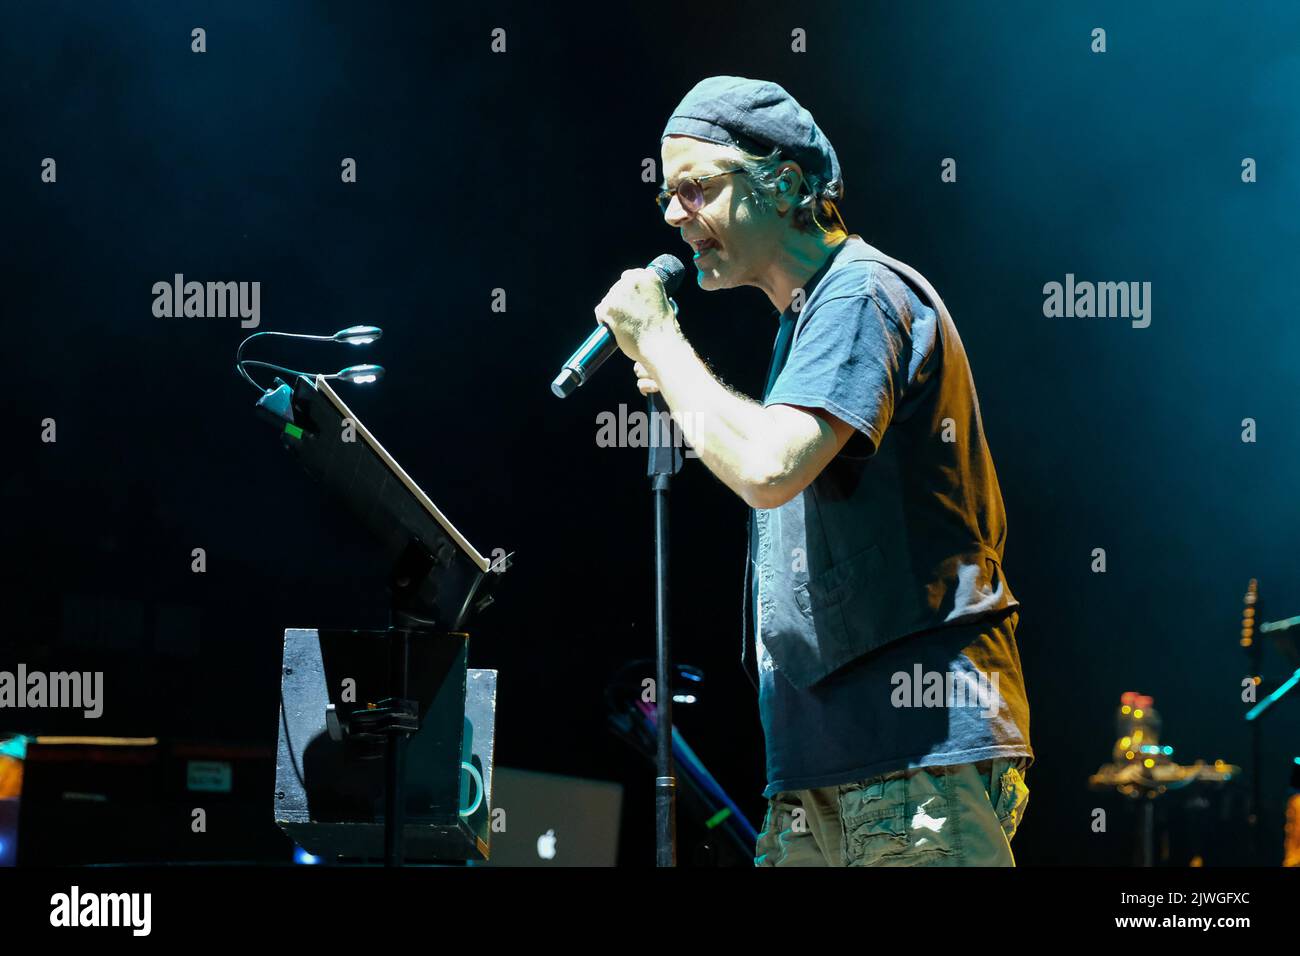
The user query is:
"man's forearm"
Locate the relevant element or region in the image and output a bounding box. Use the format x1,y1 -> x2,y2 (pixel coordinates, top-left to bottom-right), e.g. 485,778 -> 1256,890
638,331 -> 785,507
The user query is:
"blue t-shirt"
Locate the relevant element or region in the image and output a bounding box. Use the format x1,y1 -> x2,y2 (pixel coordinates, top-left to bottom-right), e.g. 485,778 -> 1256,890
747,237 -> 1032,797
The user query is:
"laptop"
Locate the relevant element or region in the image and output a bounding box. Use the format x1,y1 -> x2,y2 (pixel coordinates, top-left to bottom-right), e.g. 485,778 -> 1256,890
478,767 -> 622,867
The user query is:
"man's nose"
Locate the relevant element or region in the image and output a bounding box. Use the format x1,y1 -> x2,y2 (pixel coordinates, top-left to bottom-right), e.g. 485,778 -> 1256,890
663,193 -> 693,227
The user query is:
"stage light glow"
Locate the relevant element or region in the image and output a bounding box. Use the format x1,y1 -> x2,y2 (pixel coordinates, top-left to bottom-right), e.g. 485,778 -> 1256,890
293,846 -> 321,865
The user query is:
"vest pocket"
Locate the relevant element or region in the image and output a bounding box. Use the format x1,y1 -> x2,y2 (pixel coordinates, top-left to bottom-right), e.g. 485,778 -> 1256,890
804,544 -> 885,681
766,544 -> 885,689
806,544 -> 883,609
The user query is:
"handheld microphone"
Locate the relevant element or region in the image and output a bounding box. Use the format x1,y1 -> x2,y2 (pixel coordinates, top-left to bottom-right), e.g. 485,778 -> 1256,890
551,254 -> 685,398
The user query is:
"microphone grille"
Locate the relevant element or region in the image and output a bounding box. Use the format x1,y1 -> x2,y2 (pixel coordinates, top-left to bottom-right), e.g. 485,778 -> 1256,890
648,254 -> 686,295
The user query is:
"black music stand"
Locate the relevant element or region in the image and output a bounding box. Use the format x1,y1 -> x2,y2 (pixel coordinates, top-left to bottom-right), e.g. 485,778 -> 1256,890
259,374 -> 506,865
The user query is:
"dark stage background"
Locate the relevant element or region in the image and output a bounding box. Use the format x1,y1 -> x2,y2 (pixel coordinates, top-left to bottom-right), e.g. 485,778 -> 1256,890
3,1 -> 1299,866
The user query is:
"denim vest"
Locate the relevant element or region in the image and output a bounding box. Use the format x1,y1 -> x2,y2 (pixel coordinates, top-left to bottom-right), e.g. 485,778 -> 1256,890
741,238 -> 1017,691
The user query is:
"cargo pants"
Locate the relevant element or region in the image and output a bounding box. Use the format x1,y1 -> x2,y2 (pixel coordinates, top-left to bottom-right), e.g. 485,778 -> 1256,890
755,757 -> 1030,866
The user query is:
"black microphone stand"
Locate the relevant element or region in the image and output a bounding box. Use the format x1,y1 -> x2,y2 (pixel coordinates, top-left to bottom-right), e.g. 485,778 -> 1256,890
647,391 -> 683,866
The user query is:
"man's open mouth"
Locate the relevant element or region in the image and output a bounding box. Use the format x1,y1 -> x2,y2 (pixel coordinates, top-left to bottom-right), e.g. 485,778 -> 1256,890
689,238 -> 720,254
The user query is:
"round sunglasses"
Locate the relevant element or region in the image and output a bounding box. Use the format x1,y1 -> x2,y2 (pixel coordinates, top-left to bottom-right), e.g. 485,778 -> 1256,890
655,168 -> 747,214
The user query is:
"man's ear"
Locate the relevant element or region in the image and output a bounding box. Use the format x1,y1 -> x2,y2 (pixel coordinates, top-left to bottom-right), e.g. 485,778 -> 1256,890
775,163 -> 804,213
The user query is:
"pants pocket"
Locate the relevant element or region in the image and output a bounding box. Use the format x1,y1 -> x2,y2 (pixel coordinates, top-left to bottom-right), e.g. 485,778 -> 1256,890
754,799 -> 786,866
838,770 -> 958,866
755,796 -> 819,866
992,762 -> 1029,842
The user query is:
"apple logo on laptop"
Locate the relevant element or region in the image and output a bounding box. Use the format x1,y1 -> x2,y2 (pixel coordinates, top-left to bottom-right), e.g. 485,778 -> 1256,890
536,829 -> 557,861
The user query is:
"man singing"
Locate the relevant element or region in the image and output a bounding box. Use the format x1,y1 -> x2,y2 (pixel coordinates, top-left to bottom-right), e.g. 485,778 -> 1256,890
594,76 -> 1032,866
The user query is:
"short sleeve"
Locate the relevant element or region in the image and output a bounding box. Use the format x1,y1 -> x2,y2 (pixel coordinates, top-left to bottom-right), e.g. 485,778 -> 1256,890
763,294 -> 907,453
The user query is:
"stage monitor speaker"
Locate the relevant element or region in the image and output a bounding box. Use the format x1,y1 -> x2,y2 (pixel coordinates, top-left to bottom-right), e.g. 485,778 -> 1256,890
274,627 -> 496,862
